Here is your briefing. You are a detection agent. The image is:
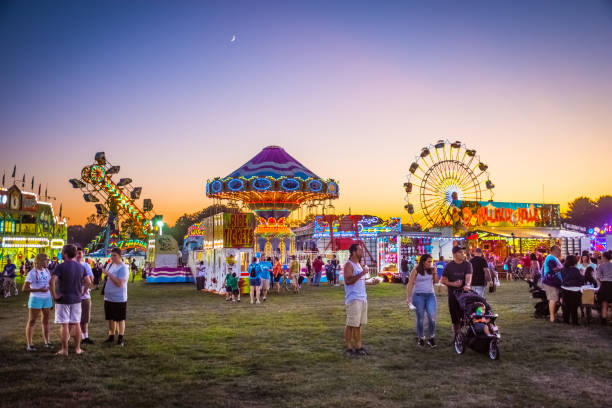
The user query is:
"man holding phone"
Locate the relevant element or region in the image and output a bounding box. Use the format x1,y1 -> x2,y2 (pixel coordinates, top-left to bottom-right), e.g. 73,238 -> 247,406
343,243 -> 369,357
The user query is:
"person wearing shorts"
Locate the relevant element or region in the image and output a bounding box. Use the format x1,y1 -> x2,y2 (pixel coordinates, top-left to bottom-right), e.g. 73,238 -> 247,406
541,246 -> 563,322
289,256 -> 300,294
343,244 -> 369,357
103,248 -> 129,347
440,246 -> 473,337
23,253 -> 54,351
259,257 -> 272,301
248,257 -> 262,304
273,257 -> 282,294
76,247 -> 94,344
50,244 -> 90,356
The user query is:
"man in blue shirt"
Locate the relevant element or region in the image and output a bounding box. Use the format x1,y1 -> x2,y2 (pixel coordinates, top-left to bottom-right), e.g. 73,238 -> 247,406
541,245 -> 563,322
259,257 -> 273,302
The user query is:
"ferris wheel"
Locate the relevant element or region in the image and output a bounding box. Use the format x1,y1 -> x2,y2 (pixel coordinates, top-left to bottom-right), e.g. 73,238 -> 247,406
404,140 -> 495,229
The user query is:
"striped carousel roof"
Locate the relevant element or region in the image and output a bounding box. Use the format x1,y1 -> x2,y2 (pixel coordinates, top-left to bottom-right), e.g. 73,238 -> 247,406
227,146 -> 319,180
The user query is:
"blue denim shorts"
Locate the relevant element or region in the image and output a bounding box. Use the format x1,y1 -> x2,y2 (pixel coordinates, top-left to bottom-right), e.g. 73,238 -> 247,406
249,278 -> 261,287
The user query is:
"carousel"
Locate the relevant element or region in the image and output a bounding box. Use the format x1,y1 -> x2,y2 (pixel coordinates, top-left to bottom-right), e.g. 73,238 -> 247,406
206,145 -> 339,260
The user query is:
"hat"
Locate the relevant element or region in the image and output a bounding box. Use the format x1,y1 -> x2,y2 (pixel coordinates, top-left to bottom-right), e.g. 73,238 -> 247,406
474,247 -> 483,254
452,246 -> 465,254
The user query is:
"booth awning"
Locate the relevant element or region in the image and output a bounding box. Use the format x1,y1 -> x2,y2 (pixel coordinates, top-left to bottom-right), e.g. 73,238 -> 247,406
473,227 -> 585,239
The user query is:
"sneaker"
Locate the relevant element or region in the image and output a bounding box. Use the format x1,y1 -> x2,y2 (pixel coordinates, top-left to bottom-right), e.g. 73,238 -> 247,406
232,299 -> 236,302
427,338 -> 437,348
237,299 -> 241,303
263,297 -> 267,302
103,336 -> 115,344
26,345 -> 36,352
417,338 -> 425,347
226,298 -> 231,302
82,338 -> 95,345
117,338 -> 125,347
44,342 -> 53,349
256,300 -> 261,304
355,347 -> 369,356
345,348 -> 356,357
250,300 -> 254,304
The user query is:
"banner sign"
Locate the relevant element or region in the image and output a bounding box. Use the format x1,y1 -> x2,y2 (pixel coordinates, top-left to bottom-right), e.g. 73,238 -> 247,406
22,193 -> 38,211
451,201 -> 561,228
314,216 -> 401,238
223,213 -> 254,248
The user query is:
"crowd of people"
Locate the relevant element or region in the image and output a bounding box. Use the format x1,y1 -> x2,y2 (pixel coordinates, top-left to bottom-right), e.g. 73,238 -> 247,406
7,244 -> 131,354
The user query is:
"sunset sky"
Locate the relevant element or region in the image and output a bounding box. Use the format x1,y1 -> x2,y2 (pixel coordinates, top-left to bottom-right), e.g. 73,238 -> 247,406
1,1 -> 611,226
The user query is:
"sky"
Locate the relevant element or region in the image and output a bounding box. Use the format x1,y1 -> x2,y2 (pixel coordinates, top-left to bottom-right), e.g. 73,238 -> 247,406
1,0 -> 611,226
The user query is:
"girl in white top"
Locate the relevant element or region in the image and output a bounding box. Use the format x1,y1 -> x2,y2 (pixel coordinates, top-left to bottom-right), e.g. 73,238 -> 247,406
22,253 -> 54,351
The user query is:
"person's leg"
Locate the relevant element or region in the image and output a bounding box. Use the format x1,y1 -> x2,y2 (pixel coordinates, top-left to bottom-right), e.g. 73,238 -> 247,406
117,320 -> 125,335
344,326 -> 353,350
59,323 -> 70,355
108,319 -> 117,336
571,292 -> 580,325
71,323 -> 82,354
548,299 -> 557,322
42,308 -> 51,344
26,308 -> 38,347
425,294 -> 437,339
353,326 -> 362,350
412,294 -> 426,340
250,285 -> 254,304
256,285 -> 261,302
562,292 -> 570,323
601,301 -> 608,322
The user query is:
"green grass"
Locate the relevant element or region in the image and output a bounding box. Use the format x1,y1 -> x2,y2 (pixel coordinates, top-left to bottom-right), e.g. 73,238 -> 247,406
1,280 -> 611,408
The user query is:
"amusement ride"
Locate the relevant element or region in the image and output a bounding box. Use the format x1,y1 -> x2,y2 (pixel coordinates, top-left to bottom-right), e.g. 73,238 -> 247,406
404,140 -> 495,229
206,145 -> 339,257
69,152 -> 157,255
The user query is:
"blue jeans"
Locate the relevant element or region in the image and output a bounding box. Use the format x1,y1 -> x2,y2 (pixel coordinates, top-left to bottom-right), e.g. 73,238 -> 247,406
314,272 -> 322,286
412,292 -> 437,339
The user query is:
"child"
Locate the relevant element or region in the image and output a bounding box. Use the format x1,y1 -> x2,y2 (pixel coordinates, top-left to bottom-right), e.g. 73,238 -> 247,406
229,272 -> 240,302
225,271 -> 233,301
472,303 -> 491,335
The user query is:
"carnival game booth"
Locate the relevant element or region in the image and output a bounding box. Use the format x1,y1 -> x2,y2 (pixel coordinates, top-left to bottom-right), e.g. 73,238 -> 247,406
146,235 -> 193,283
188,212 -> 255,295
451,200 -> 589,261
1,185 -> 67,269
376,231 -> 456,282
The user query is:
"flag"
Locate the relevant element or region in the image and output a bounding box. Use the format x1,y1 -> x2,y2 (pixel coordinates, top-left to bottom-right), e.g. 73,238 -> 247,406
45,187 -> 48,198
1,173 -> 4,187
31,176 -> 34,190
59,203 -> 62,218
11,165 -> 15,178
21,174 -> 25,187
38,184 -> 41,196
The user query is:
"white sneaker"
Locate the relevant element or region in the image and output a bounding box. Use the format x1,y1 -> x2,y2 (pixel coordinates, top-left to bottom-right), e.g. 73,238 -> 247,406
256,300 -> 261,304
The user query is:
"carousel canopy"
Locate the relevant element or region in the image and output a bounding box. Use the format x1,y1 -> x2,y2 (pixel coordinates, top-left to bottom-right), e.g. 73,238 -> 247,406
228,145 -> 319,180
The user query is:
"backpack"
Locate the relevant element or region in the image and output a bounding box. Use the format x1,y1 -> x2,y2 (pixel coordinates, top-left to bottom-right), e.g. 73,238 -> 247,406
249,264 -> 260,278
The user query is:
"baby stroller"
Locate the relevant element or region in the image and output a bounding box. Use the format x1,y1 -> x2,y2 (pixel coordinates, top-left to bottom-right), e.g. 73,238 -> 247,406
527,279 -> 550,318
453,290 -> 501,360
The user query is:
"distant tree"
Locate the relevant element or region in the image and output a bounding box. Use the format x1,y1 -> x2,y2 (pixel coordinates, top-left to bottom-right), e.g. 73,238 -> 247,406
67,223 -> 104,248
564,195 -> 612,227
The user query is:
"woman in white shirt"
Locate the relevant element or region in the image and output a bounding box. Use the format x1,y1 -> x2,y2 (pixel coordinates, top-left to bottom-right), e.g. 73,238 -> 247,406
22,253 -> 53,351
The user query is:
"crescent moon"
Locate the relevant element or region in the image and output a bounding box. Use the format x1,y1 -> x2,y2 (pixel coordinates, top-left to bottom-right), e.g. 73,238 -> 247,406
230,35 -> 236,42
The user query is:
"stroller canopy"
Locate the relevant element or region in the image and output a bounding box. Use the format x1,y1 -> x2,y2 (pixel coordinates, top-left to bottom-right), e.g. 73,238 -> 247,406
456,291 -> 492,315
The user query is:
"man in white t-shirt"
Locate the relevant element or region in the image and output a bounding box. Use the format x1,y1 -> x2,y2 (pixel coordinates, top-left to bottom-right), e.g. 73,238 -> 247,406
196,262 -> 206,291
76,248 -> 94,344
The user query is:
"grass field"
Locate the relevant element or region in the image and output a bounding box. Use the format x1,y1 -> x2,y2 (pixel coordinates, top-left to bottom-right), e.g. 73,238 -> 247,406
1,278 -> 611,408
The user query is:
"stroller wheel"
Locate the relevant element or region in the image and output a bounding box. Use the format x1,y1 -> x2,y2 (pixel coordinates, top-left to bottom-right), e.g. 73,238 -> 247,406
488,340 -> 500,360
454,333 -> 465,355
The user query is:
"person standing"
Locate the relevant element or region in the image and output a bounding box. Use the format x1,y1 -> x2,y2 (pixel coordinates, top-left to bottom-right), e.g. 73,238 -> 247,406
528,253 -> 541,283
560,255 -> 584,325
335,259 -> 342,286
289,255 -> 300,294
400,256 -> 410,285
103,248 -> 129,347
313,256 -> 324,286
130,258 -> 138,283
405,254 -> 439,348
248,257 -> 262,304
440,246 -> 473,337
2,258 -> 18,297
273,257 -> 282,294
76,247 -> 94,345
343,244 -> 369,357
92,261 -> 102,290
541,246 -> 564,323
23,253 -> 53,351
306,257 -> 312,283
577,252 -> 597,276
49,244 -> 90,356
196,261 -> 206,291
596,250 -> 612,325
469,248 -> 491,298
260,257 -> 272,302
